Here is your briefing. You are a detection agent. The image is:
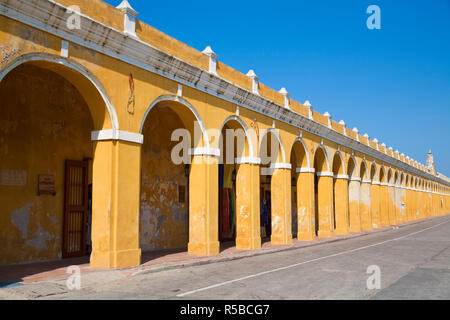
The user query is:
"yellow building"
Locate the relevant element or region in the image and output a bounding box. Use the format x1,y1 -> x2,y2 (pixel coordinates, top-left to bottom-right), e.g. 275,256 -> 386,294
0,0 -> 449,268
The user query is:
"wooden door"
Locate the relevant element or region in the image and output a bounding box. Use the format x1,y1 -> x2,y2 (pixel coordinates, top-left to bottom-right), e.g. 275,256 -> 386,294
62,160 -> 88,258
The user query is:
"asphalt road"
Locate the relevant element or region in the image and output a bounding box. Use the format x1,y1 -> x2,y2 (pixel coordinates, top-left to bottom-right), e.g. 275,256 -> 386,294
8,215 -> 450,300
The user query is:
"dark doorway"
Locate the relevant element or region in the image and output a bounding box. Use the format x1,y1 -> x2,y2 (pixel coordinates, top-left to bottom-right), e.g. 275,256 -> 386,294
62,160 -> 89,258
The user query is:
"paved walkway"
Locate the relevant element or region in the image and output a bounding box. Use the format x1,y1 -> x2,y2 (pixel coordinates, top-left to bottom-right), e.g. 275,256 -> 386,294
0,215 -> 446,298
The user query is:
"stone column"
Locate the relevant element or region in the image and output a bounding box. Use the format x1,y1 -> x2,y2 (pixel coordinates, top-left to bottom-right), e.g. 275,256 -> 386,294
270,166 -> 293,245
387,183 -> 397,225
360,179 -> 373,231
417,189 -> 423,219
396,185 -> 402,223
235,160 -> 261,250
316,172 -> 335,238
90,140 -> 142,269
379,183 -> 389,227
349,177 -> 362,232
400,186 -> 408,222
406,187 -> 411,221
297,168 -> 316,241
371,181 -> 381,228
412,188 -> 417,220
334,174 -> 349,235
188,154 -> 220,255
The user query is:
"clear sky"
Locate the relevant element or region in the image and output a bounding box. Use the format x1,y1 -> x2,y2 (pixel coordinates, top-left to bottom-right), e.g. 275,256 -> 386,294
105,0 -> 450,175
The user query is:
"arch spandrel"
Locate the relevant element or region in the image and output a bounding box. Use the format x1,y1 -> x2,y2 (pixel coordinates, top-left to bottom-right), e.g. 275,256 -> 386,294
0,53 -> 117,131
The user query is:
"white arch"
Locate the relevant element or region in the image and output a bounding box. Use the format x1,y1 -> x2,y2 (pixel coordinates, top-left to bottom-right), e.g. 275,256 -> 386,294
387,167 -> 394,184
360,159 -> 369,179
140,95 -> 209,148
220,115 -> 255,158
291,137 -> 311,169
379,165 -> 387,182
313,144 -> 331,172
0,52 -> 118,130
332,150 -> 345,175
369,161 -> 378,181
347,154 -> 359,178
259,128 -> 286,163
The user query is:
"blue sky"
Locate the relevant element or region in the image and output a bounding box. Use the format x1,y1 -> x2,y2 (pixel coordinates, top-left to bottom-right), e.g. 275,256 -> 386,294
105,0 -> 450,175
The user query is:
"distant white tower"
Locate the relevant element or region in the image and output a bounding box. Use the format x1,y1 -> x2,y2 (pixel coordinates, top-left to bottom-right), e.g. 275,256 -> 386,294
426,149 -> 436,175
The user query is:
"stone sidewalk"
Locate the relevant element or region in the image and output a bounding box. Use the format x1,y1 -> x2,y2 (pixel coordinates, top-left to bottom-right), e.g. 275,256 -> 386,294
0,216 -> 439,300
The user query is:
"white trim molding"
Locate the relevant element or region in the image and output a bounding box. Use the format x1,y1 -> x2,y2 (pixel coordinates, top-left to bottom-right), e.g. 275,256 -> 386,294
361,179 -> 372,184
188,147 -> 220,157
296,168 -> 315,173
334,174 -> 349,180
372,181 -> 380,185
316,171 -> 334,177
235,157 -> 261,165
350,177 -> 362,182
270,163 -> 292,170
91,129 -> 143,144
3,0 -> 448,188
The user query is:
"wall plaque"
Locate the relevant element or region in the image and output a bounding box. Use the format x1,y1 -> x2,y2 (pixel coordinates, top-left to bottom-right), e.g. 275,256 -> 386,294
0,169 -> 27,186
38,174 -> 56,195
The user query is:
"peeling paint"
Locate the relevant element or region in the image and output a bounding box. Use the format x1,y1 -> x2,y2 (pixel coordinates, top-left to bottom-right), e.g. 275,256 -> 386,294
11,203 -> 32,239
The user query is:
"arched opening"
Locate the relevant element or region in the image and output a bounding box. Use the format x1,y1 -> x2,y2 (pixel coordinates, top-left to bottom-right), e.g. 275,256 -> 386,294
313,146 -> 333,237
290,139 -> 309,238
0,57 -> 112,264
347,156 -> 360,232
259,129 -> 284,242
140,97 -> 205,255
379,166 -> 388,227
359,161 -> 372,231
218,118 -> 251,247
332,152 -> 347,234
370,163 -> 379,228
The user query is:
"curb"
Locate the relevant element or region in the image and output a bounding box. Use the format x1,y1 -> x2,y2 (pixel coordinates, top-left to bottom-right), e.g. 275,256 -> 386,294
130,215 -> 448,276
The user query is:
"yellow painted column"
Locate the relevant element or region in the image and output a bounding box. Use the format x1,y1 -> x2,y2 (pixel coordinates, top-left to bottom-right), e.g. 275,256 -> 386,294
90,140 -> 142,269
235,161 -> 261,250
432,192 -> 437,216
426,191 -> 432,217
379,183 -> 389,227
360,179 -> 373,231
316,172 -> 335,238
406,187 -> 412,221
417,190 -> 423,219
334,175 -> 349,235
413,188 -> 419,220
387,183 -> 397,225
188,154 -> 220,255
393,185 -> 402,224
400,186 -> 406,223
371,181 -> 381,229
297,169 -> 316,241
270,166 -> 293,245
349,177 -> 362,232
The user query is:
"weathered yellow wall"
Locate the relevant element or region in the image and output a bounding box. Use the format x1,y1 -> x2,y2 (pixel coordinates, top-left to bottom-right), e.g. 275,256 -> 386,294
140,106 -> 189,251
0,64 -> 93,264
0,3 -> 449,268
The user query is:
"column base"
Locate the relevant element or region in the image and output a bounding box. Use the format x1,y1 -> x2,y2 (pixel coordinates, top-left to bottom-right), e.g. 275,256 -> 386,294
236,236 -> 261,250
349,225 -> 362,233
335,227 -> 349,236
90,248 -> 141,269
318,230 -> 335,238
297,232 -> 316,241
188,241 -> 220,256
271,234 -> 293,245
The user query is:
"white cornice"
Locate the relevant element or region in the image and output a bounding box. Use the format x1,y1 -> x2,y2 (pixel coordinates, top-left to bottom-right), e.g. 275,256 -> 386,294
1,0 -> 448,187
91,129 -> 143,144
